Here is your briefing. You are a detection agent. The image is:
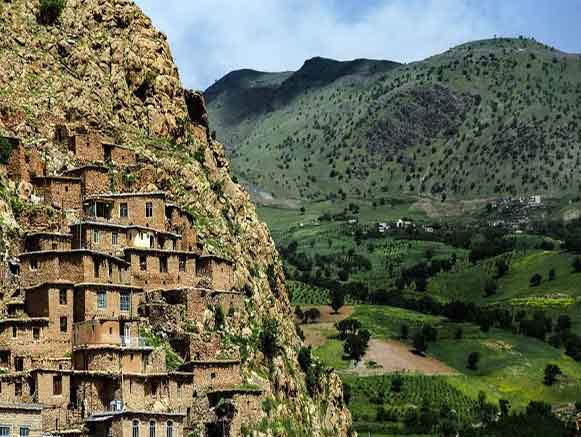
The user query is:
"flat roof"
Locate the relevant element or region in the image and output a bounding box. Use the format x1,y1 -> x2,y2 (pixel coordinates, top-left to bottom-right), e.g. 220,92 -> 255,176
101,141 -> 135,152
124,247 -> 200,257
87,192 -> 166,200
19,249 -> 129,266
70,221 -> 181,238
0,402 -> 44,412
32,175 -> 82,182
200,254 -> 233,264
0,317 -> 49,325
24,231 -> 72,239
86,409 -> 185,422
64,165 -> 109,174
23,281 -> 139,292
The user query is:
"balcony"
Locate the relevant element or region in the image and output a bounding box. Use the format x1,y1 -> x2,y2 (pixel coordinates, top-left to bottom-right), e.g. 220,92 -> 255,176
120,336 -> 152,349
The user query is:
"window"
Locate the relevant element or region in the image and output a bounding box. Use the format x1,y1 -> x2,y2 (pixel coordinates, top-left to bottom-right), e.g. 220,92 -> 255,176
97,291 -> 107,309
94,259 -> 100,278
132,420 -> 140,437
33,327 -> 40,340
120,293 -> 130,312
149,421 -> 156,437
53,375 -> 62,395
139,255 -> 147,271
59,289 -> 67,305
159,256 -> 168,273
112,232 -> 119,246
14,357 -> 23,372
20,427 -> 30,437
30,258 -> 39,271
0,426 -> 10,437
120,203 -> 128,218
166,422 -> 173,437
108,261 -> 113,279
93,230 -> 100,244
12,327 -> 17,338
60,317 -> 68,333
179,256 -> 186,273
15,381 -> 22,396
145,202 -> 153,218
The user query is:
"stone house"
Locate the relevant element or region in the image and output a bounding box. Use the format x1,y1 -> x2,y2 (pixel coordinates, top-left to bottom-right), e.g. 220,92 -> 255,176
86,410 -> 184,437
102,142 -> 137,167
19,250 -> 130,288
71,222 -> 181,255
165,204 -> 199,252
197,256 -> 234,291
73,284 -> 143,322
0,402 -> 44,437
125,248 -> 197,290
83,193 -> 167,229
0,318 -> 51,372
24,232 -> 72,252
32,176 -> 82,210
179,360 -> 241,392
64,165 -> 110,197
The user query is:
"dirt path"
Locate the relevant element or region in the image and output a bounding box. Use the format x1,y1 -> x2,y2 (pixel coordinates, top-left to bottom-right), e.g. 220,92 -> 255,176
346,339 -> 457,375
299,306 -> 353,348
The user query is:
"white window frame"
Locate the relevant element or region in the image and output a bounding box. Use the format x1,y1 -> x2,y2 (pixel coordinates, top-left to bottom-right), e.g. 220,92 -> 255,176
97,291 -> 107,309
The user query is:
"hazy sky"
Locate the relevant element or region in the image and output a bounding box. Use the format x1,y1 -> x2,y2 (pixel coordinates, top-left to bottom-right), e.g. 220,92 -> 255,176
135,0 -> 581,90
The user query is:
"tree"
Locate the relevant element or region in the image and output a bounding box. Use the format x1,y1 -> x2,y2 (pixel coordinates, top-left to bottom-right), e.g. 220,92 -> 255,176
557,315 -> 571,333
499,399 -> 511,417
294,306 -> 304,321
530,273 -> 542,287
548,268 -> 556,281
297,346 -> 312,373
330,289 -> 345,314
391,373 -> 404,393
467,352 -> 480,370
344,333 -> 369,362
495,259 -> 509,278
573,256 -> 581,273
483,278 -> 498,297
543,364 -> 562,386
400,324 -> 409,340
413,333 -> 427,355
38,0 -> 65,25
421,324 -> 438,342
454,328 -> 463,340
259,318 -> 279,360
303,308 -> 321,324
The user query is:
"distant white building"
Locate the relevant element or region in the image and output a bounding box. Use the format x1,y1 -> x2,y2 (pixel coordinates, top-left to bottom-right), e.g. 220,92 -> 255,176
396,219 -> 414,229
529,195 -> 542,206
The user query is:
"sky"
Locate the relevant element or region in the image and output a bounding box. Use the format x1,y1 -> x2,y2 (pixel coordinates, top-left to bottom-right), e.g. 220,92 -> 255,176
135,0 -> 581,90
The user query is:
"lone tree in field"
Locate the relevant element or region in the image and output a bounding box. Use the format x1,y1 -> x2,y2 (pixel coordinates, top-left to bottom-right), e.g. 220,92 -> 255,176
530,273 -> 542,287
413,333 -> 428,355
573,256 -> 581,273
543,364 -> 562,386
330,289 -> 345,314
467,352 -> 480,370
400,324 -> 409,340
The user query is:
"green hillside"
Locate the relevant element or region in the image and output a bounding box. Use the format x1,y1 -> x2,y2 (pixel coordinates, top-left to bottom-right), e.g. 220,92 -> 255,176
207,37 -> 581,204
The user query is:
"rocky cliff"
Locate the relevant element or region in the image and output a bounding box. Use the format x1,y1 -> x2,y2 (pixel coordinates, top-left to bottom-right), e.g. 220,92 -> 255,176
0,1 -> 352,435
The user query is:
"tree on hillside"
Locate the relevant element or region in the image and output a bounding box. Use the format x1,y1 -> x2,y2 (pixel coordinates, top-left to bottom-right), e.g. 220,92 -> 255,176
548,268 -> 556,281
495,258 -> 509,278
557,315 -> 571,333
303,308 -> 321,324
400,324 -> 409,340
484,278 -> 498,297
573,256 -> 581,273
543,364 -> 562,386
413,333 -> 428,355
330,289 -> 345,314
529,273 -> 542,287
391,373 -> 404,393
467,352 -> 480,370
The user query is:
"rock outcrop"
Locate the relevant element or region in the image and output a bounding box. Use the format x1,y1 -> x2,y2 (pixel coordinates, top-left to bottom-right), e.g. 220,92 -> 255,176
0,0 -> 352,435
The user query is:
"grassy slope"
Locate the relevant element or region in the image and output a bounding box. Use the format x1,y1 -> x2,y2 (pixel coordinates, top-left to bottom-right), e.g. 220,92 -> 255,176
209,38 -> 581,205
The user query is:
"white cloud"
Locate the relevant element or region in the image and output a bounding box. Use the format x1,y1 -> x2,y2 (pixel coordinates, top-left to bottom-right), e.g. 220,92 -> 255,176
135,0 -> 497,90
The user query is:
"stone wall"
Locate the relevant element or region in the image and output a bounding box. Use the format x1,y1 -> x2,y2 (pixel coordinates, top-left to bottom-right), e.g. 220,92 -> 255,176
198,257 -> 234,291
73,285 -> 142,321
188,360 -> 241,391
106,144 -> 137,167
89,194 -> 166,229
0,374 -> 32,404
166,206 -> 198,252
24,233 -> 72,252
127,251 -> 196,290
32,177 -> 82,210
0,405 -> 43,437
65,166 -> 111,197
69,133 -> 104,163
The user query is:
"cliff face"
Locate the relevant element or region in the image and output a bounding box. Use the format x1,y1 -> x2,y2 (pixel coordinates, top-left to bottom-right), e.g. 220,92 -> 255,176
0,1 -> 352,435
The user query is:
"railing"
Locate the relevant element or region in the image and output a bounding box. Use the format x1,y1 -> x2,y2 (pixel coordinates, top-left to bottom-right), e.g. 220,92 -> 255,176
120,336 -> 150,348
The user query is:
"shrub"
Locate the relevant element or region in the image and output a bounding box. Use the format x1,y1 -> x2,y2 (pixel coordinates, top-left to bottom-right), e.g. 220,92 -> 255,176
413,333 -> 427,355
38,0 -> 65,25
543,364 -> 562,386
573,257 -> 581,273
391,373 -> 403,393
529,273 -> 542,287
330,288 -> 345,314
297,346 -> 312,373
467,352 -> 480,370
259,318 -> 279,360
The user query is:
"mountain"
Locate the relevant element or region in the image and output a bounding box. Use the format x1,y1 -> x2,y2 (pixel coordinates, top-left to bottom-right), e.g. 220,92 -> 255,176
0,1 -> 351,435
206,38 -> 581,204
